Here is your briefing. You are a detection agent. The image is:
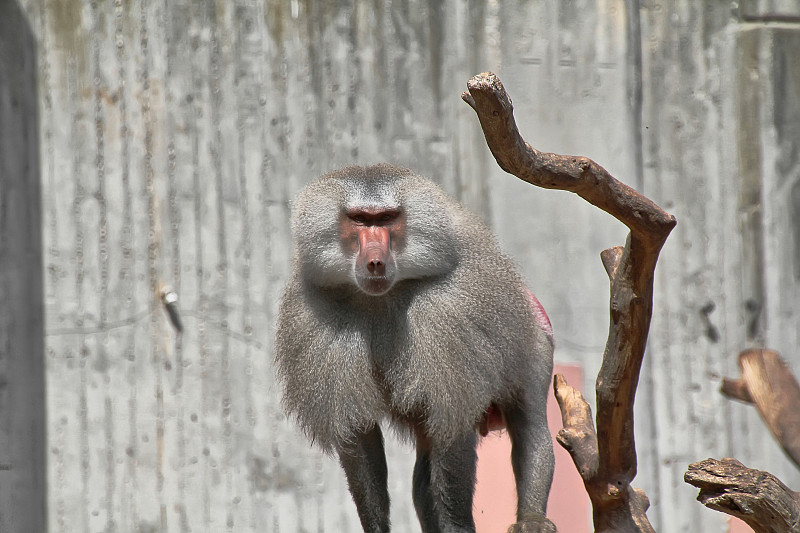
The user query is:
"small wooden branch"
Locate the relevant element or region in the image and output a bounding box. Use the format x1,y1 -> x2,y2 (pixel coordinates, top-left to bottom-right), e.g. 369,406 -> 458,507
554,374 -> 599,480
721,377 -> 754,404
464,72 -> 675,532
685,458 -> 800,533
720,349 -> 800,468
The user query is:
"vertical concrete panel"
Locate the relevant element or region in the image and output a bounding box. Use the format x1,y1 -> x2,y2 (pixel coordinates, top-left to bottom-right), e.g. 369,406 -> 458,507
0,2 -> 46,532
638,4 -> 755,531
639,4 -> 743,530
491,0 -> 632,449
719,18 -> 800,508
640,4 -> 800,532
756,26 -> 800,412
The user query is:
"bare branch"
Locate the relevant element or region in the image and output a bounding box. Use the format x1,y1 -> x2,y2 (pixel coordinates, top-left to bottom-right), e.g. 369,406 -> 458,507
720,377 -> 754,404
554,374 -> 599,480
721,350 -> 800,468
463,71 -> 675,532
685,458 -> 800,533
462,72 -> 676,247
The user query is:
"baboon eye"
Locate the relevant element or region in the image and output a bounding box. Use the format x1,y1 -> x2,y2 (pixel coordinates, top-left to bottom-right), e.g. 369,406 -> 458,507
347,209 -> 400,225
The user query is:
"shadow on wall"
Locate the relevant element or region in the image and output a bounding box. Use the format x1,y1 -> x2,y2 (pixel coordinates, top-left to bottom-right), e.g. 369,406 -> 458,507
0,1 -> 46,531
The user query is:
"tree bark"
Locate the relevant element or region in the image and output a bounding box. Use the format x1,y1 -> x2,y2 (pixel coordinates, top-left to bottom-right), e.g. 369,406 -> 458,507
463,72 -> 676,532
720,349 -> 800,468
685,458 -> 800,533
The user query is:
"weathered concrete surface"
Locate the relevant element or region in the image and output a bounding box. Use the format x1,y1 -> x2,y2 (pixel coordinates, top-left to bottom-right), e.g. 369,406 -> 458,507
0,2 -> 46,532
8,0 -> 800,532
638,3 -> 800,530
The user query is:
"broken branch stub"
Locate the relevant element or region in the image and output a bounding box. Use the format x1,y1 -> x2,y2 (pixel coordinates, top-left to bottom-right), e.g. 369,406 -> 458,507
463,71 -> 675,532
721,349 -> 800,468
685,458 -> 800,533
689,352 -> 800,530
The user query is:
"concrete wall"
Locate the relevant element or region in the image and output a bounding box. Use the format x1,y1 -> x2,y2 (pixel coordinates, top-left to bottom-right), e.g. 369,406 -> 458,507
7,0 -> 800,531
638,4 -> 800,529
0,1 -> 46,532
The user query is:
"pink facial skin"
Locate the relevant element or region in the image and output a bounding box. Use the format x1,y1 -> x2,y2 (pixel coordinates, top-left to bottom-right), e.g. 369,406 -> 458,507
340,207 -> 405,296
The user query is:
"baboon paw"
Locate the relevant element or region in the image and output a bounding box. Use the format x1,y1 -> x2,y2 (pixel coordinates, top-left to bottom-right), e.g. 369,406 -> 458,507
507,514 -> 557,533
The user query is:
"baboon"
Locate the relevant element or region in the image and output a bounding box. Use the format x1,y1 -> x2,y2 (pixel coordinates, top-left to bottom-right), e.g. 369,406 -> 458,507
275,164 -> 555,533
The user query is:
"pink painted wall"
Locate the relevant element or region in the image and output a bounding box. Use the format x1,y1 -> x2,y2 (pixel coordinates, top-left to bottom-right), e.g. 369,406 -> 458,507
474,364 -> 591,532
728,517 -> 752,532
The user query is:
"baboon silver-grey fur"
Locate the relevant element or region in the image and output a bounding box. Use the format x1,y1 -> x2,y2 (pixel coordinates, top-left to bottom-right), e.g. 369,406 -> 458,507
275,164 -> 555,533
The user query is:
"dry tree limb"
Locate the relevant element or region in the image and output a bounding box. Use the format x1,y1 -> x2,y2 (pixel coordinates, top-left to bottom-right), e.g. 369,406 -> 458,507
685,458 -> 800,533
720,349 -> 800,468
721,376 -> 754,404
463,72 -> 676,532
461,73 -> 675,243
553,374 -> 598,481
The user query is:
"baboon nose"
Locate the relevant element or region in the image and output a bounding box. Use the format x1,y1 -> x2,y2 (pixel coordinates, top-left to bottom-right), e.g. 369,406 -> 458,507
367,259 -> 385,275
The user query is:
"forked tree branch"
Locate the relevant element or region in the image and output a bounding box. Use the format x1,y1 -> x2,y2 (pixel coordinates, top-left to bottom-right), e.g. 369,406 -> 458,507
463,72 -> 676,532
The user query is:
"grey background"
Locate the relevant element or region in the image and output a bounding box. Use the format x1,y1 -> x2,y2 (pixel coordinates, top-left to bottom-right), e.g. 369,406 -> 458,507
2,0 -> 800,531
